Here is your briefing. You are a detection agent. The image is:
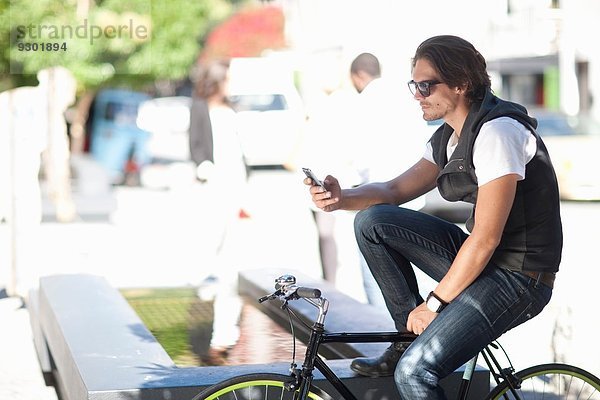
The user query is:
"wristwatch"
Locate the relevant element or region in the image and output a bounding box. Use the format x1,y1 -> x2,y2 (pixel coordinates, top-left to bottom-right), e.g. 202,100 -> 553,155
425,291 -> 449,313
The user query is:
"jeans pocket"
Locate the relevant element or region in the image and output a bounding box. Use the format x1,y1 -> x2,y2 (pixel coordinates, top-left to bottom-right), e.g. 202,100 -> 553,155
497,271 -> 550,334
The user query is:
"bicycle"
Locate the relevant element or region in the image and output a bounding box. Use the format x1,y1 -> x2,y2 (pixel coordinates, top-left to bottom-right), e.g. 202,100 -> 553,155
196,274 -> 600,400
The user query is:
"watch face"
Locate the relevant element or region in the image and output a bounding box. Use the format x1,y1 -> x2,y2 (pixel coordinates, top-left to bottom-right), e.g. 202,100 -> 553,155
426,296 -> 442,313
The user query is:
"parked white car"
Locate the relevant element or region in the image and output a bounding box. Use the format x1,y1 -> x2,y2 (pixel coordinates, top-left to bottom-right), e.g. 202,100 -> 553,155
227,57 -> 307,168
229,91 -> 306,167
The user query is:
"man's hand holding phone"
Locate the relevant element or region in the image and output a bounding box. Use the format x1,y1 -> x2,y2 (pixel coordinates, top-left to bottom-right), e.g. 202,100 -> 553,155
302,167 -> 326,189
302,167 -> 341,212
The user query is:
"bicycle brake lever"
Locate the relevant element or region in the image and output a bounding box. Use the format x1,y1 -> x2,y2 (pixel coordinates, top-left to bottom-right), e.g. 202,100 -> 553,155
258,289 -> 282,303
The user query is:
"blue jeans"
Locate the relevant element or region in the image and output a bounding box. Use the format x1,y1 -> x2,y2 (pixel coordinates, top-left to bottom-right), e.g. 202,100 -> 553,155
354,204 -> 553,399
359,251 -> 387,308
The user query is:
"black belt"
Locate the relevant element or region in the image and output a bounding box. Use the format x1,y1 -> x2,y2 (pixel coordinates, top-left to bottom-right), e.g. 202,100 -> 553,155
520,270 -> 556,289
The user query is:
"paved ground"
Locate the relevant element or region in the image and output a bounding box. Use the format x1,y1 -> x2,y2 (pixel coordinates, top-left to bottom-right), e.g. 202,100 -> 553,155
0,295 -> 58,400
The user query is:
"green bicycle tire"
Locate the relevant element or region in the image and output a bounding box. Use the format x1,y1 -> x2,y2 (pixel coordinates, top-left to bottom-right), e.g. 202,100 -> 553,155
193,373 -> 334,400
487,362 -> 600,399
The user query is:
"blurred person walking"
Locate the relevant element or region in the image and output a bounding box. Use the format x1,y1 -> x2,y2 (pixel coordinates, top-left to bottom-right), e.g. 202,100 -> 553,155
294,57 -> 359,288
346,52 -> 429,306
296,53 -> 428,304
349,53 -> 428,189
189,89 -> 214,181
189,60 -> 248,363
350,53 -> 428,307
306,35 -> 562,399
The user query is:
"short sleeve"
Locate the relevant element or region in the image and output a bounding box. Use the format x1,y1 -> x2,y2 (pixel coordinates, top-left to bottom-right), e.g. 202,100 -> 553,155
473,117 -> 535,186
423,140 -> 435,164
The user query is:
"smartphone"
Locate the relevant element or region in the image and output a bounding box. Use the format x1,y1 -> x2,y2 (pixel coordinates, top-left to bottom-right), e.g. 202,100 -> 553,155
302,167 -> 325,189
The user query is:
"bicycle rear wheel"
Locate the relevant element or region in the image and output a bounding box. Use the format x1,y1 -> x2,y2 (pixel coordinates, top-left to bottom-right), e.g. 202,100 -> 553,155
194,373 -> 334,400
487,363 -> 600,399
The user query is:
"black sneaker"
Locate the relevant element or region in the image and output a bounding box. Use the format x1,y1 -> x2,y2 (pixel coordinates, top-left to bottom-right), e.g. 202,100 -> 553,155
350,342 -> 407,377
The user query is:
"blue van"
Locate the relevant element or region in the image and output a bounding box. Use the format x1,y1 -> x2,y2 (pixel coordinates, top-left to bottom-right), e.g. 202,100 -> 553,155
88,89 -> 152,184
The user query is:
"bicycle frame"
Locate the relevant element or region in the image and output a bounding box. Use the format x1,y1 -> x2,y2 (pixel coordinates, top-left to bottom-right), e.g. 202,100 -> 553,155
264,277 -> 521,400
232,278 -> 600,400
291,304 -> 515,400
295,321 -> 486,400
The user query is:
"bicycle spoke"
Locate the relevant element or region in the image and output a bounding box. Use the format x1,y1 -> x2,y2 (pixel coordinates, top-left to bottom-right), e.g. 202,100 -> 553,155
488,364 -> 600,400
196,374 -> 334,400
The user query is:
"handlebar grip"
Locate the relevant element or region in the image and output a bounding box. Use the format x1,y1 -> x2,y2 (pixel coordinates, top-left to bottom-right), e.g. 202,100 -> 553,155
296,287 -> 321,299
257,295 -> 270,303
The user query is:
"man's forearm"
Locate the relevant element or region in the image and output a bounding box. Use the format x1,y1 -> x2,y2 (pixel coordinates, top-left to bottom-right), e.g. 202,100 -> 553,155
339,182 -> 397,210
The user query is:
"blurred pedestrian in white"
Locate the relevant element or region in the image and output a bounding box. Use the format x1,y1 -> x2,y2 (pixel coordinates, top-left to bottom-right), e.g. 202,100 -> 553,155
190,60 -> 248,363
294,53 -> 429,304
346,52 -> 430,306
296,74 -> 358,284
292,53 -> 361,293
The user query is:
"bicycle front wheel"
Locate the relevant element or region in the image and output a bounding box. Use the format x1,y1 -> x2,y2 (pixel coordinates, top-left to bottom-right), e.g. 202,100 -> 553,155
194,373 -> 335,400
487,363 -> 600,399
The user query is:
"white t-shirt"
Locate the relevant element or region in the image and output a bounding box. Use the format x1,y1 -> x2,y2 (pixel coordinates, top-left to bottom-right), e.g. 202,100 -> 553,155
424,117 -> 537,186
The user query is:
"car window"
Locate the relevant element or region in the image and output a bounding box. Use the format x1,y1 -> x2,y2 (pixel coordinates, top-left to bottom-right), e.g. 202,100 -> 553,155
535,114 -> 576,136
535,113 -> 600,137
104,102 -> 140,126
229,94 -> 288,112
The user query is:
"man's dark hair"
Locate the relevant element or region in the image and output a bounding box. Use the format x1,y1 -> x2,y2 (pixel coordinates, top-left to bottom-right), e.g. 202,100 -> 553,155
412,35 -> 491,103
350,52 -> 381,78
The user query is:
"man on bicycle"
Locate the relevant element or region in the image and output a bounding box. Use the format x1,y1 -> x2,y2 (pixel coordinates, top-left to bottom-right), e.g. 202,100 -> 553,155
305,35 -> 562,399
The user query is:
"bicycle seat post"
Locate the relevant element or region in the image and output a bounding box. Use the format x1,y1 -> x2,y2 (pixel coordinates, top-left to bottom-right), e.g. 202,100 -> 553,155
457,354 -> 478,399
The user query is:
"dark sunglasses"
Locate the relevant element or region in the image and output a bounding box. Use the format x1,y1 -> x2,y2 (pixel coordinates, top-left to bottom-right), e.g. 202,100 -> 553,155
407,79 -> 442,97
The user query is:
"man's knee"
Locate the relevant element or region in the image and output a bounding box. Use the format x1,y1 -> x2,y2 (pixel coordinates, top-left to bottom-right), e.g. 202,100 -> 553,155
395,356 -> 424,385
354,207 -> 374,235
354,204 -> 391,235
394,356 -> 439,396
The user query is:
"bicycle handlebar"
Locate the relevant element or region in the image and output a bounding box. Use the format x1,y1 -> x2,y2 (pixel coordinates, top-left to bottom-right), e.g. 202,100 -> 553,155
258,285 -> 322,303
296,287 -> 321,299
259,275 -> 330,326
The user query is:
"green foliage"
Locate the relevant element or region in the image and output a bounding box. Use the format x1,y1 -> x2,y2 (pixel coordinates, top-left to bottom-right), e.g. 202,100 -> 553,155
122,287 -> 214,366
1,0 -> 233,91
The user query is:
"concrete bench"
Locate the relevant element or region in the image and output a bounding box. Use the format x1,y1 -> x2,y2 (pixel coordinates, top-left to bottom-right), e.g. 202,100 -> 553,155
30,271 -> 488,399
239,267 -> 405,359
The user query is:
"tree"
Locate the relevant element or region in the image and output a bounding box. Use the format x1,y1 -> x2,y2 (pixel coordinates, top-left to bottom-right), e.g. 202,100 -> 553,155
0,0 -> 233,91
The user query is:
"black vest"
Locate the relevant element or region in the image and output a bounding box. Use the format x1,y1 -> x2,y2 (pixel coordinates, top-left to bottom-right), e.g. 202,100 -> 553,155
430,90 -> 563,272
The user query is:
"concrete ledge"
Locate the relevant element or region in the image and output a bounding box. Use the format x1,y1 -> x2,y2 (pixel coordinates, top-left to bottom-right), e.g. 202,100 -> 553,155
239,267 -> 398,359
33,274 -> 399,399
28,289 -> 53,385
31,271 -> 488,399
36,274 -> 177,399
